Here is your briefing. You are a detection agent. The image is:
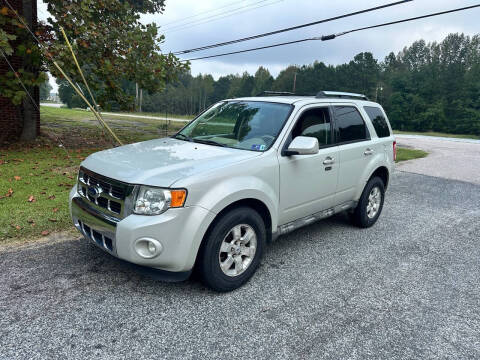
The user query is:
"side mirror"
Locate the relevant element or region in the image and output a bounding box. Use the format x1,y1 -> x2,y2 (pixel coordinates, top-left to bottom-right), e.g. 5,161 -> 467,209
284,136 -> 319,156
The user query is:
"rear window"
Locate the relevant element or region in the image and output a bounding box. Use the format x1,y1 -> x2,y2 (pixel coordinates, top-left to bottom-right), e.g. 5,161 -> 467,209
364,106 -> 391,138
333,106 -> 368,143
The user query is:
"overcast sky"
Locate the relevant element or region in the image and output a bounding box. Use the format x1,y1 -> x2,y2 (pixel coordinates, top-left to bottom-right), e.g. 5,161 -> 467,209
39,0 -> 479,92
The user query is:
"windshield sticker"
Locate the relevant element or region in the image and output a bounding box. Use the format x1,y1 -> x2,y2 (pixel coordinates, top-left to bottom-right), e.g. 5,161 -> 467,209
259,145 -> 266,150
251,144 -> 262,150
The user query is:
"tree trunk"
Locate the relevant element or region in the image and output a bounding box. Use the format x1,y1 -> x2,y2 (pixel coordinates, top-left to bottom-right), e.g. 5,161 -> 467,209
19,93 -> 37,140
19,0 -> 39,141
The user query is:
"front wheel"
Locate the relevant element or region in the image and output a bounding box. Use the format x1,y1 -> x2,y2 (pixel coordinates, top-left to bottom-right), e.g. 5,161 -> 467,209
351,176 -> 385,228
197,207 -> 266,292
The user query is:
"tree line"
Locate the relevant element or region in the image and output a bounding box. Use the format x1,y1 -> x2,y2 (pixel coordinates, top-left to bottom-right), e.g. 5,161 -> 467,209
59,33 -> 480,135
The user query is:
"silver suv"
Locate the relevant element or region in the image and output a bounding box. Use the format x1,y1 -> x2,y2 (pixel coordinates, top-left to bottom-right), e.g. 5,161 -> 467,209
70,91 -> 396,291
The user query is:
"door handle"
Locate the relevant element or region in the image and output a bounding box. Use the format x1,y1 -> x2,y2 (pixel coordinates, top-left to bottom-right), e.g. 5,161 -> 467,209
364,148 -> 374,156
323,157 -> 335,165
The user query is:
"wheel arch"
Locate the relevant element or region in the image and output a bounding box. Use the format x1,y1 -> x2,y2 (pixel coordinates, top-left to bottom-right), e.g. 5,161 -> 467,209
369,166 -> 390,189
205,198 -> 273,243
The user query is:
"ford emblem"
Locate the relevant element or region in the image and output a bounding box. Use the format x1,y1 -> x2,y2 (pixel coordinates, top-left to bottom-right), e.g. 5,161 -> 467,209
87,186 -> 102,199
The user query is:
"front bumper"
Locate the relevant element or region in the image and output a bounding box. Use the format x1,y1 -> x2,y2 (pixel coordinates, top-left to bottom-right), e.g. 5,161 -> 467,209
70,186 -> 216,275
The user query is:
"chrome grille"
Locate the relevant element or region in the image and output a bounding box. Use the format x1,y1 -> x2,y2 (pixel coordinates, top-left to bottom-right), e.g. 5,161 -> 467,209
78,220 -> 115,253
77,167 -> 132,218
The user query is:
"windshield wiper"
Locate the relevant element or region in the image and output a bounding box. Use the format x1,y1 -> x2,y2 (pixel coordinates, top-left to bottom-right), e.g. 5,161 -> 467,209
173,133 -> 193,142
192,139 -> 227,147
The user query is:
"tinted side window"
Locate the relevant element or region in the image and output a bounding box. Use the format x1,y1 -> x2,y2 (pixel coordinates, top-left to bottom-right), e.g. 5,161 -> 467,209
292,107 -> 331,146
364,106 -> 391,138
333,106 -> 368,143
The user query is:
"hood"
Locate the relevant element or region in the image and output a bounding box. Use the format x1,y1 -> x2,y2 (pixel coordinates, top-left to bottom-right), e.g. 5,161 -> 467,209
81,138 -> 260,187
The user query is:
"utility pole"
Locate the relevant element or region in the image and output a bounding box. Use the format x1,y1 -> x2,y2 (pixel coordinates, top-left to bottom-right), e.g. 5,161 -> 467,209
375,85 -> 383,102
292,71 -> 297,93
135,83 -> 143,112
135,82 -> 138,111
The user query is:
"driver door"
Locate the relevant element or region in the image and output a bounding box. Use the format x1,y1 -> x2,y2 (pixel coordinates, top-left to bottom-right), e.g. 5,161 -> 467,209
278,105 -> 339,225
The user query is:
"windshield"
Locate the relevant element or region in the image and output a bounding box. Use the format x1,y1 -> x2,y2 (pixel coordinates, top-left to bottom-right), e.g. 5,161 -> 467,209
174,101 -> 293,151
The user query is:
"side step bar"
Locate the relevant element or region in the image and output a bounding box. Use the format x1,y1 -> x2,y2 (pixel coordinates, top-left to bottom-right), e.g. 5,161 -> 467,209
277,201 -> 357,236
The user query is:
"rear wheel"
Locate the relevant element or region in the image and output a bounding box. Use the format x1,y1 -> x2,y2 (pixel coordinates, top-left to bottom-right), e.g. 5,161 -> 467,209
351,176 -> 385,228
198,207 -> 266,292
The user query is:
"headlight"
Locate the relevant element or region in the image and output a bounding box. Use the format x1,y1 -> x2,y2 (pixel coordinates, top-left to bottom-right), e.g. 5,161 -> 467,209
134,186 -> 187,215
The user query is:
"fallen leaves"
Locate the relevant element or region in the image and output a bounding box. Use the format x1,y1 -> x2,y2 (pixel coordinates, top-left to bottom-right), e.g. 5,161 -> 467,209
41,230 -> 50,236
2,188 -> 14,199
53,207 -> 59,213
48,195 -> 56,200
14,175 -> 21,181
27,195 -> 36,203
48,218 -> 58,222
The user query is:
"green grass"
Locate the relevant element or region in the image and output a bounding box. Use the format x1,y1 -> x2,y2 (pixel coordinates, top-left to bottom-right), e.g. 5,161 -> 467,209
0,107 -> 191,242
40,106 -> 193,122
396,147 -> 428,162
0,146 -> 97,242
40,106 -> 96,122
40,106 -> 186,147
393,130 -> 480,140
119,112 -> 195,120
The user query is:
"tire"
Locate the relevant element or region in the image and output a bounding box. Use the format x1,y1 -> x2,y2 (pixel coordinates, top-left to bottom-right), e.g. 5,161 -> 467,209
351,176 -> 385,228
197,207 -> 266,292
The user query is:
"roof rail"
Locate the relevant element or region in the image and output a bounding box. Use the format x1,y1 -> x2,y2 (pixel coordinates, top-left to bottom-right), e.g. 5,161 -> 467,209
256,91 -> 297,97
316,91 -> 369,101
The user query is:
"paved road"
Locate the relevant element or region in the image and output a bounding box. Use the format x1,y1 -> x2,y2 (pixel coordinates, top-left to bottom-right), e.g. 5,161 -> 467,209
396,135 -> 480,185
1,171 -> 479,359
40,102 -> 63,108
101,112 -> 190,123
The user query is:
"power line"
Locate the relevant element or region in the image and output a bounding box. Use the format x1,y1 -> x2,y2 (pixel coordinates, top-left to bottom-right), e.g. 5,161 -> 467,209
184,3 -> 480,61
162,0 -> 276,31
173,0 -> 413,55
160,0 -> 259,28
162,0 -> 282,34
331,3 -> 480,39
185,38 -> 312,61
163,1 -> 281,34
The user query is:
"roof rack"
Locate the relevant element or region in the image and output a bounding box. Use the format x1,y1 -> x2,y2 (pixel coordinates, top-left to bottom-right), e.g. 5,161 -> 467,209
316,91 -> 369,101
256,91 -> 297,97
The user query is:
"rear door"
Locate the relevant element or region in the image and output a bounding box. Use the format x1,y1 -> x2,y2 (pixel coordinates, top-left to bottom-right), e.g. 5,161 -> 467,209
332,104 -> 374,204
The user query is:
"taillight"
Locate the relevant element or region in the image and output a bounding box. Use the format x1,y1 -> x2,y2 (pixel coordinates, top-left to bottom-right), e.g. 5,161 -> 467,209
393,140 -> 397,161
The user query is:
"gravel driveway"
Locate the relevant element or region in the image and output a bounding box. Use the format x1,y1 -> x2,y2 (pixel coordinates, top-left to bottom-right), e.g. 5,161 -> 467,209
1,171 -> 479,359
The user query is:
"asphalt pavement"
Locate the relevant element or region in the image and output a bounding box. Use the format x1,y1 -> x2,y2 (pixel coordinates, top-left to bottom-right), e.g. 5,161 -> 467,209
1,170 -> 480,359
396,135 -> 480,185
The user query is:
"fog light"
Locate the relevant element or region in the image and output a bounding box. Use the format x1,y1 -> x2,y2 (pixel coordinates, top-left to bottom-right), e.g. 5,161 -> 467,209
148,242 -> 156,254
134,238 -> 163,259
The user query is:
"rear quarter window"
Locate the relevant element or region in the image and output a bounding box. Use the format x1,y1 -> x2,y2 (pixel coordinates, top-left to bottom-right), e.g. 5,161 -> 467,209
364,106 -> 391,138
